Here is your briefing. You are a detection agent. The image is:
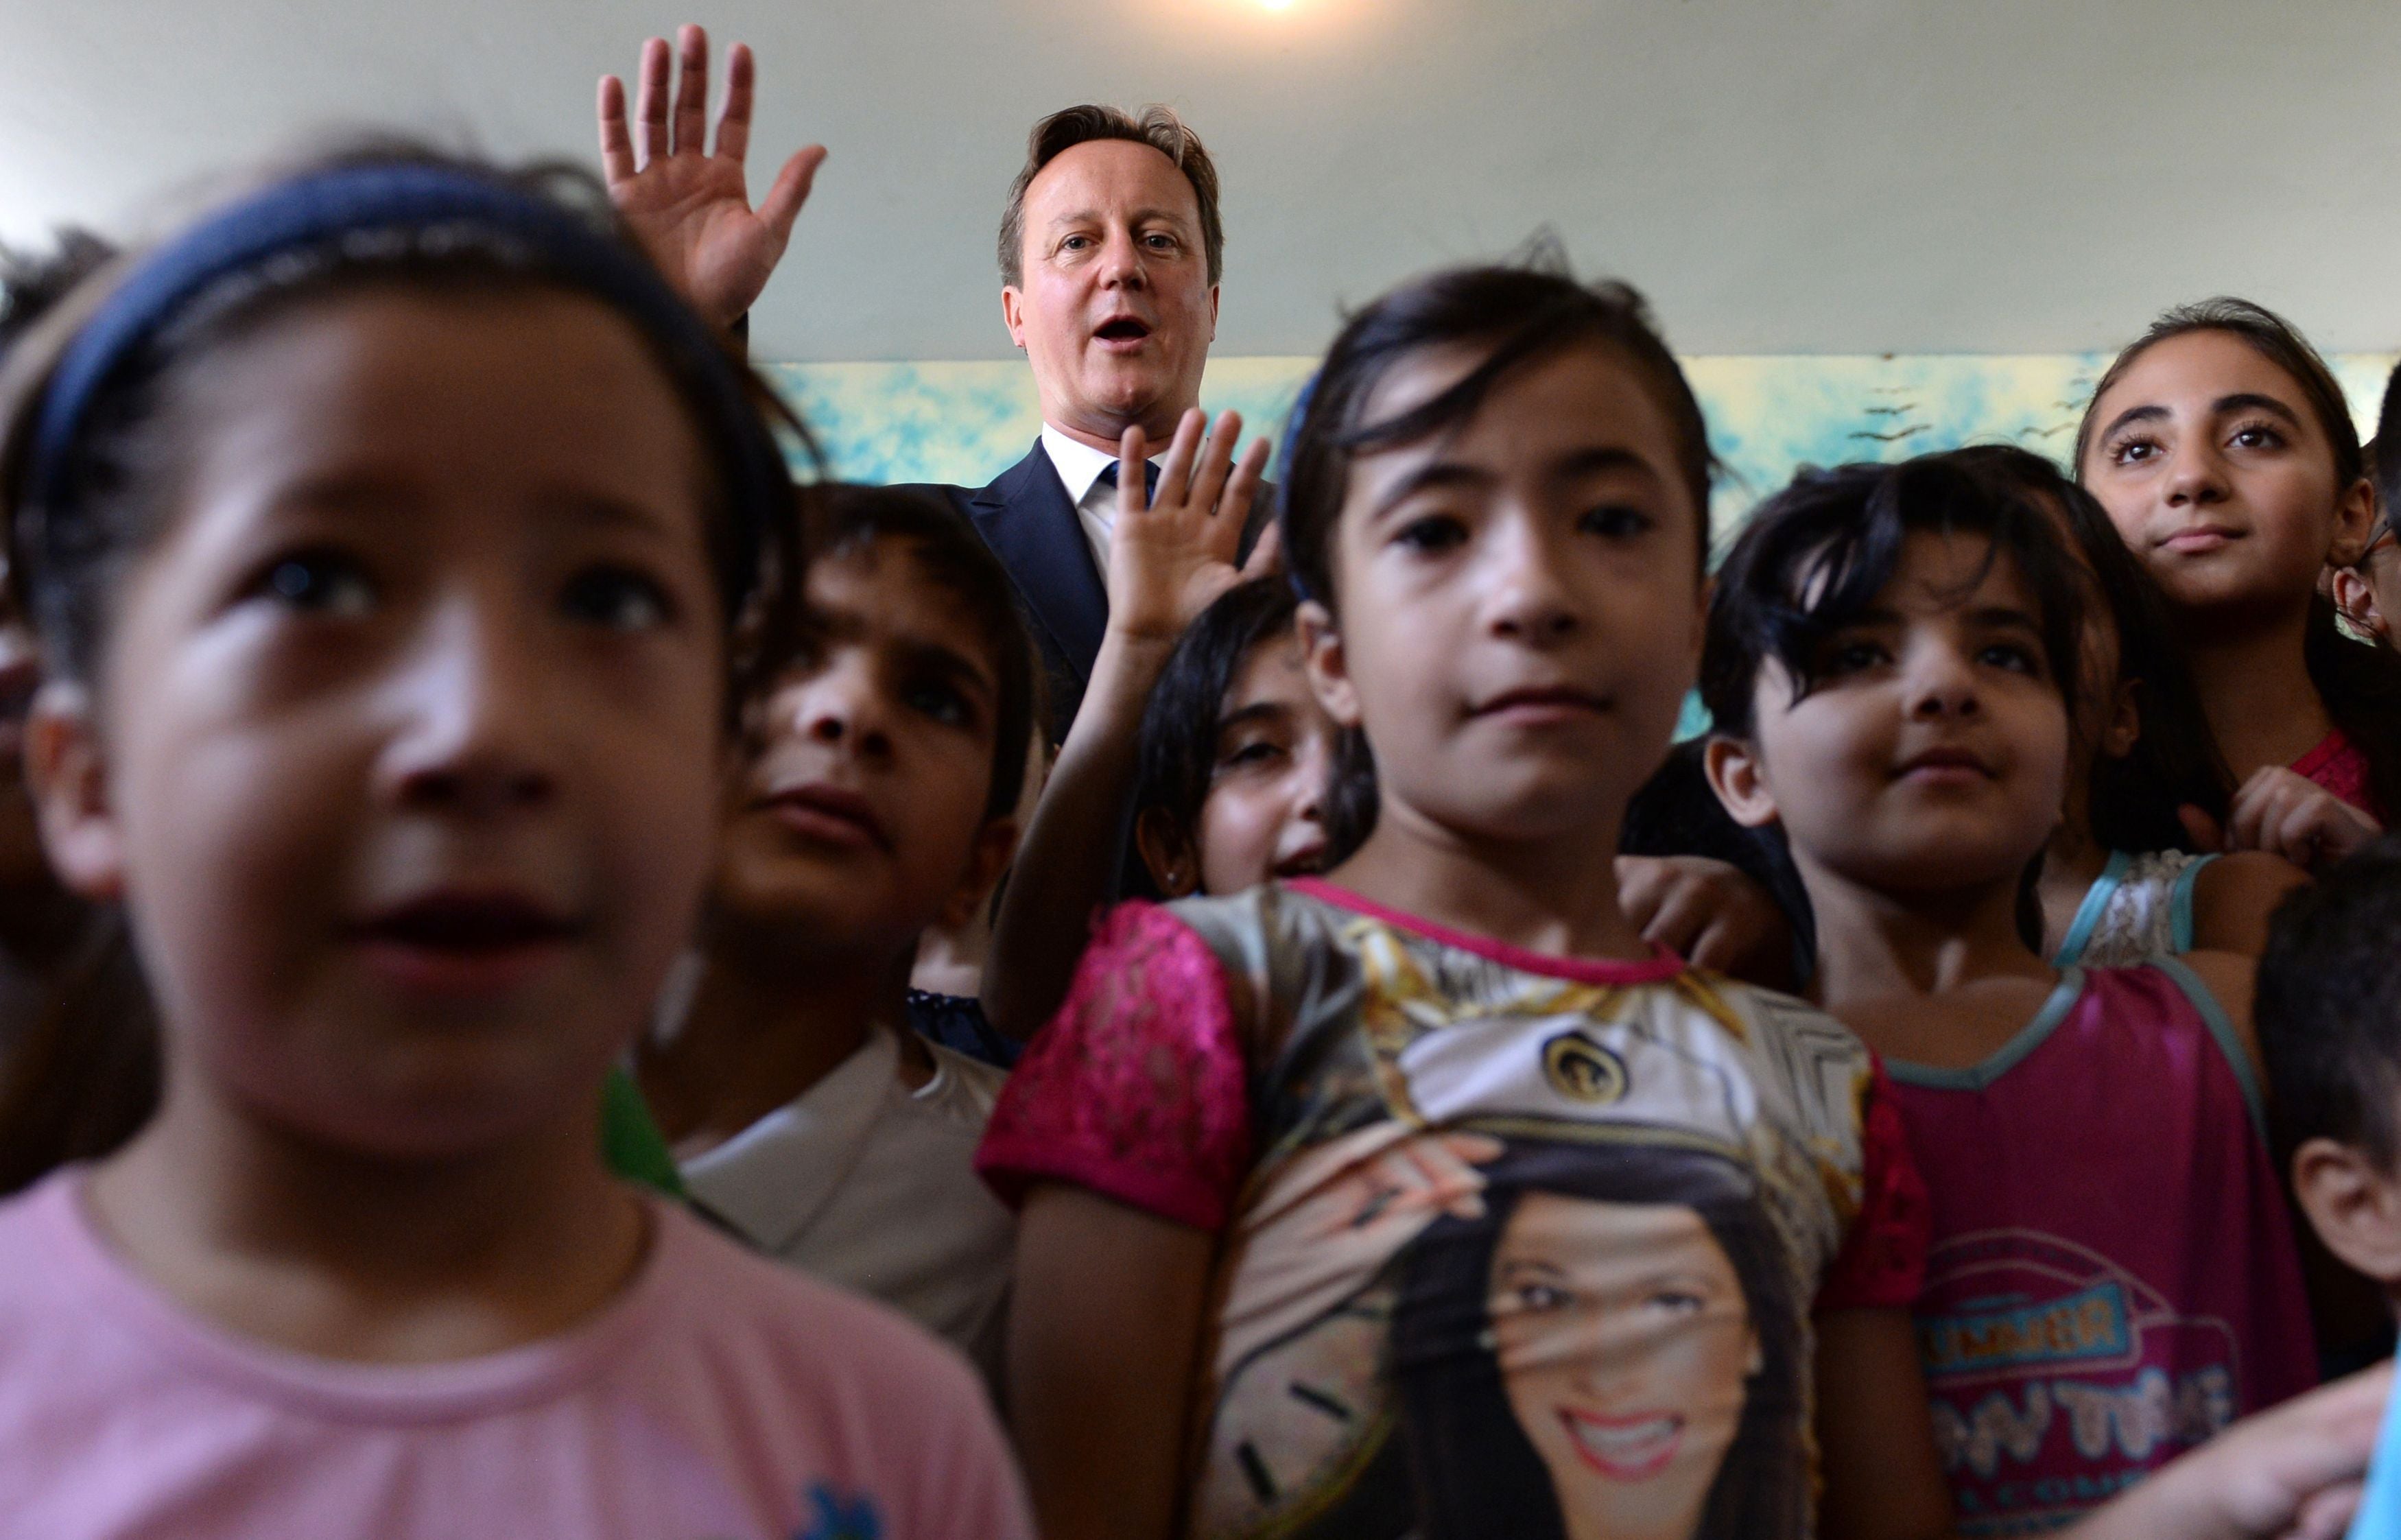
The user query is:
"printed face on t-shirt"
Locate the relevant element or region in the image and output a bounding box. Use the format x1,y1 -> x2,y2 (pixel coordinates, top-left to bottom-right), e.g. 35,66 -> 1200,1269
1490,1196 -> 1757,1540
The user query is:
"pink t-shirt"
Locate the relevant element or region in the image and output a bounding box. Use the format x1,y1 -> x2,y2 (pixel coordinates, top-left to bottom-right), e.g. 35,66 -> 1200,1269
2292,727 -> 2378,816
0,1172 -> 1033,1540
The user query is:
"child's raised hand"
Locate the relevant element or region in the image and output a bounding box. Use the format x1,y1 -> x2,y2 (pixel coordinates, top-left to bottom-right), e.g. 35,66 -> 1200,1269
2202,766 -> 2385,873
598,25 -> 826,332
1104,410 -> 1277,650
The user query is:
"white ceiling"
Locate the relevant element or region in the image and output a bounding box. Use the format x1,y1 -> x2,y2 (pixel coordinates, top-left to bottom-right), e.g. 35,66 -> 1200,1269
5,0 -> 2400,362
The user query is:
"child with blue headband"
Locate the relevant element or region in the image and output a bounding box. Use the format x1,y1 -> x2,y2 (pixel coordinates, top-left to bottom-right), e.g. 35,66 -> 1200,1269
0,147 -> 1028,1539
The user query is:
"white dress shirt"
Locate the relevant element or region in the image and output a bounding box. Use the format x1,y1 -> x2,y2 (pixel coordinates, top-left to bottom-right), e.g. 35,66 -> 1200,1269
1039,423 -> 1162,582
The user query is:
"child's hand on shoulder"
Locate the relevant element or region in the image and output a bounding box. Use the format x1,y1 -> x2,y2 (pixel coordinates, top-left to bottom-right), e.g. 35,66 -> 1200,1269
2184,768 -> 2383,873
1615,855 -> 1796,988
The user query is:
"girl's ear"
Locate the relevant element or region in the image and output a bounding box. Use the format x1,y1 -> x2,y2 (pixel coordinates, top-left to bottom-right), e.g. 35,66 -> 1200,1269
2332,566 -> 2391,641
1133,807 -> 1200,898
2327,479 -> 2378,568
2102,677 -> 2143,760
1702,734 -> 1779,830
938,816 -> 1021,934
1295,600 -> 1361,730
2290,1136 -> 2401,1284
25,682 -> 122,902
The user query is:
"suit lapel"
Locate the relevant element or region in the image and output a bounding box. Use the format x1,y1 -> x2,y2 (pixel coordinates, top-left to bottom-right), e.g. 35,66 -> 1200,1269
967,440 -> 1109,683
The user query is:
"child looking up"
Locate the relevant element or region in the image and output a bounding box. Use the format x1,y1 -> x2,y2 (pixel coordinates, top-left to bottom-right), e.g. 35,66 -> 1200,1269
0,151 -> 1028,1538
1944,447 -> 2305,964
1703,458 -> 2319,1532
2078,298 -> 2400,869
633,485 -> 1032,1379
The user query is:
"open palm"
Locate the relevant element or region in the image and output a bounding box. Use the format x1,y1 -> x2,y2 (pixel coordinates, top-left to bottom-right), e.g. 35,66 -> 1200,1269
598,25 -> 825,332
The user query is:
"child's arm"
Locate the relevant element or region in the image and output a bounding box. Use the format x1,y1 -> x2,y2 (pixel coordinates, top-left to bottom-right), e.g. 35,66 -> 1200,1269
2179,949 -> 2264,1074
1818,1312 -> 2390,1540
982,412 -> 1272,1040
2188,851 -> 2312,958
1814,1308 -> 1959,1540
1007,1186 -> 1216,1540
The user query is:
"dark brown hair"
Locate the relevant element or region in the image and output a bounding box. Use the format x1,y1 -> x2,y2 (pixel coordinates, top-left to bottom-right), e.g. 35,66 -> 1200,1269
997,105 -> 1224,289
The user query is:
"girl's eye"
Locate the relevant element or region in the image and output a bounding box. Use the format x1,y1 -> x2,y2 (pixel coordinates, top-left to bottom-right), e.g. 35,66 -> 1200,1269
561,565 -> 674,632
2229,422 -> 2286,451
1822,639 -> 1889,675
1979,641 -> 2045,676
1646,1288 -> 1705,1316
1513,1283 -> 1572,1313
1580,503 -> 1654,540
2108,435 -> 2160,466
903,679 -> 973,728
255,550 -> 375,617
1218,739 -> 1287,773
1393,514 -> 1468,555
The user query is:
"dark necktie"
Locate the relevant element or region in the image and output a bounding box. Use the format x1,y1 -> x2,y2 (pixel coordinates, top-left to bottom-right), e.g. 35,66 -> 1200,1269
1096,459 -> 1162,500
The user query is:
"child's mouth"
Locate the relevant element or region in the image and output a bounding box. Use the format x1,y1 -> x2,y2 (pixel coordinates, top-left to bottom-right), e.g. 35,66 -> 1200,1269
764,783 -> 890,851
350,891 -> 583,997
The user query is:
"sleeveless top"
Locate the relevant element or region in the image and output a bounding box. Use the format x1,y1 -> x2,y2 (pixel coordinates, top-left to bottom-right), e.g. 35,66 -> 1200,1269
979,878 -> 1928,1540
1884,962 -> 2317,1535
2050,850 -> 2217,969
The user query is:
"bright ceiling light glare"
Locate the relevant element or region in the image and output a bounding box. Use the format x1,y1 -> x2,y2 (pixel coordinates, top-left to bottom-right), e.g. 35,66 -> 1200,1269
1258,0 -> 1293,10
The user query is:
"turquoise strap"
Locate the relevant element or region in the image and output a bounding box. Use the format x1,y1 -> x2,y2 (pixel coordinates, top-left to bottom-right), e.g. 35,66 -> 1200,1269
1884,971 -> 2086,1091
2051,850 -> 2131,968
2346,1366 -> 2401,1539
2168,852 -> 2221,954
2151,955 -> 2267,1142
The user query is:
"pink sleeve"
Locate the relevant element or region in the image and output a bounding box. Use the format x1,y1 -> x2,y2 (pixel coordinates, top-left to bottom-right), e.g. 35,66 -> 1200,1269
975,901 -> 1253,1233
1813,1060 -> 1931,1314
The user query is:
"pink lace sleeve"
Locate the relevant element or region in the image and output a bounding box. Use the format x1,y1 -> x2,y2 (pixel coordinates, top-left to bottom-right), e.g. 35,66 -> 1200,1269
975,902 -> 1253,1233
1814,1060 -> 1931,1314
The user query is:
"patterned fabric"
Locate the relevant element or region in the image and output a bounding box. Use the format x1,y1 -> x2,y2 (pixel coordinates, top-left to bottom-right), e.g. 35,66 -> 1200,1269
2050,850 -> 2217,970
979,878 -> 1926,1540
2293,728 -> 2378,817
904,989 -> 1021,1069
1886,962 -> 2317,1536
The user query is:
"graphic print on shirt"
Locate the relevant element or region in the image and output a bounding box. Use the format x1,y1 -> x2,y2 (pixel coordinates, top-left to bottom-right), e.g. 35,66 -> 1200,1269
1183,901 -> 1878,1540
1918,1231 -> 2239,1535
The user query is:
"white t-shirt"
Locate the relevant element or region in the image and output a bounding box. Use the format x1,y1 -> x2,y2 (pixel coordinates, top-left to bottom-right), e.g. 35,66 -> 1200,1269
0,1172 -> 1032,1540
1039,423 -> 1162,582
680,1023 -> 1015,1384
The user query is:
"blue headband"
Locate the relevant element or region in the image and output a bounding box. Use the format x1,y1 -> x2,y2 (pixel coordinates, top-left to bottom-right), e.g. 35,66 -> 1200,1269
27,161 -> 790,602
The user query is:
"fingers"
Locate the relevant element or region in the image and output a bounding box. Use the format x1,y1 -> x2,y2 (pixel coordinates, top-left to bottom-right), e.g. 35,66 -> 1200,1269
596,76 -> 636,186
1235,508 -> 1284,584
672,23 -> 712,157
758,145 -> 828,245
1642,879 -> 1720,961
1613,855 -> 1671,929
714,41 -> 755,165
633,35 -> 671,166
1184,410 -> 1245,530
1152,409 -> 1207,513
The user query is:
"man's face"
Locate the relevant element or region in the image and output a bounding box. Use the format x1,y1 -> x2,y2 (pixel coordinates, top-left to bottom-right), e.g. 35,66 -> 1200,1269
1003,139 -> 1218,446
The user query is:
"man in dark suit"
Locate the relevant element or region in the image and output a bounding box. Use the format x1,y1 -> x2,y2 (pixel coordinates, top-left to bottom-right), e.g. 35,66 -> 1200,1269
598,27 -> 1268,745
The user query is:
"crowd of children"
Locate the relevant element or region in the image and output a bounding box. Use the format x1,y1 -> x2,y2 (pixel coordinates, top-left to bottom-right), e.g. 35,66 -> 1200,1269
11,45 -> 2401,1540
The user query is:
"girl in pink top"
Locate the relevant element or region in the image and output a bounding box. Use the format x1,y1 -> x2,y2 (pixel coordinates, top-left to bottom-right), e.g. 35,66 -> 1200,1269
2077,298 -> 2397,870
1702,457 -> 2320,1533
0,145 -> 1028,1540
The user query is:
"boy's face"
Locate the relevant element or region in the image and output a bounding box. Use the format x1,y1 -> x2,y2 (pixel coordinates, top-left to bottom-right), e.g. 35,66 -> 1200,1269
714,540 -> 1014,958
1301,342 -> 1705,850
29,289 -> 727,1159
1710,532 -> 2070,897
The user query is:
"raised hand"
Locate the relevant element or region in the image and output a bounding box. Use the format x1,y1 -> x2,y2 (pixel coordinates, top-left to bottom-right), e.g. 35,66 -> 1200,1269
597,24 -> 825,332
2217,766 -> 2382,873
1104,409 -> 1277,649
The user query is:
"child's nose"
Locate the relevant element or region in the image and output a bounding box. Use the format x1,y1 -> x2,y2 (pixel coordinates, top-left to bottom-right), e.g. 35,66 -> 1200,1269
1904,649 -> 1983,719
2164,442 -> 2232,507
1485,529 -> 1580,644
381,598 -> 560,816
794,663 -> 893,759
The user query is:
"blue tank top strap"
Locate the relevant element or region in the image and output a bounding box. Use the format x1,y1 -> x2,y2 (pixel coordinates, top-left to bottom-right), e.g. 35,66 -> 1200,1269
2052,849 -> 2132,967
1883,969 -> 2087,1092
2148,954 -> 2266,1141
2167,852 -> 2220,955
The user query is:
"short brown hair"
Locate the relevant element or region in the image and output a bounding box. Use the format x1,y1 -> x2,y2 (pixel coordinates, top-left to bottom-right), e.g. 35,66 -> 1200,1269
997,105 -> 1223,289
